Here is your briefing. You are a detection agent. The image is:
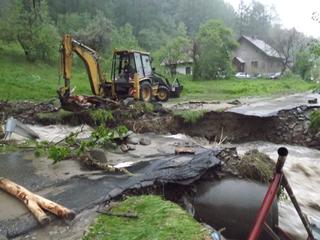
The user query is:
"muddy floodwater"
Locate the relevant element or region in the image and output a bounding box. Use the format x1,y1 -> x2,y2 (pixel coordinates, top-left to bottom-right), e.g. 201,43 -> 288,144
234,142 -> 320,239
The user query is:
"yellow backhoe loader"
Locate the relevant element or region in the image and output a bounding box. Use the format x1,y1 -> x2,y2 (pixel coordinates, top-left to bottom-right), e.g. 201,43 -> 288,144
58,35 -> 182,109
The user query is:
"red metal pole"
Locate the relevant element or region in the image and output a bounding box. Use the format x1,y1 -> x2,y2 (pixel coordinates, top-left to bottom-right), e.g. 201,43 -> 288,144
248,147 -> 288,240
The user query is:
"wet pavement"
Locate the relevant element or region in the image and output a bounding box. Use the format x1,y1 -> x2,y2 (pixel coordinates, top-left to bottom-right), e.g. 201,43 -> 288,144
229,92 -> 320,117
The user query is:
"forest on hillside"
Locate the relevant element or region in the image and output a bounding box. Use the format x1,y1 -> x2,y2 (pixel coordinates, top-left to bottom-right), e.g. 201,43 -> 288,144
0,0 -> 319,80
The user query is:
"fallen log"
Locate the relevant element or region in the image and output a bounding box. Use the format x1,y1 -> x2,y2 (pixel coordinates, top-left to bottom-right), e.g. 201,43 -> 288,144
0,177 -> 75,224
175,146 -> 195,155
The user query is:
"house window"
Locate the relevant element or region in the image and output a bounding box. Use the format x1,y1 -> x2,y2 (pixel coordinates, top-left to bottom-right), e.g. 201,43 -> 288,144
251,61 -> 258,69
186,66 -> 191,75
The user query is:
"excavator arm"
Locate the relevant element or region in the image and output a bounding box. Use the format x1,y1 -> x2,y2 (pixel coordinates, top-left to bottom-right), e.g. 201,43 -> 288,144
59,34 -> 105,98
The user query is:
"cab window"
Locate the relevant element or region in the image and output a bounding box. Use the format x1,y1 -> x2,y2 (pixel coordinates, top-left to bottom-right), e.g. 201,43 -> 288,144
141,55 -> 152,76
134,53 -> 144,77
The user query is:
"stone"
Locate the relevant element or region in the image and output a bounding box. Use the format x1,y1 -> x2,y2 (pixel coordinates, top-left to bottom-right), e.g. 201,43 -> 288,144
301,105 -> 308,111
153,102 -> 166,114
294,125 -> 304,132
127,144 -> 136,151
315,132 -> 320,139
120,144 -> 130,152
89,148 -> 107,163
297,107 -> 303,114
303,121 -> 310,130
139,137 -> 151,146
308,98 -> 318,104
123,97 -> 134,106
289,123 -> 296,129
228,99 -> 241,105
126,136 -> 139,145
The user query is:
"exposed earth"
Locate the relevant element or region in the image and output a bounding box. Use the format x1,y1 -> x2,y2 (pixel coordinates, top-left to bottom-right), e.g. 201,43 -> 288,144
1,92 -> 320,239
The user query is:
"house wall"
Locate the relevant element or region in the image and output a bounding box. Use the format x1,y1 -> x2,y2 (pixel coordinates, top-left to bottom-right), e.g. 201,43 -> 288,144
233,39 -> 283,75
165,63 -> 193,75
176,64 -> 192,75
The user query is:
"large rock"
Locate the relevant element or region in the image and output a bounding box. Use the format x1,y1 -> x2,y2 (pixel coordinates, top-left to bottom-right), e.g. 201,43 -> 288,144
139,137 -> 151,146
120,144 -> 130,152
127,144 -> 136,151
88,148 -> 107,163
126,136 -> 139,145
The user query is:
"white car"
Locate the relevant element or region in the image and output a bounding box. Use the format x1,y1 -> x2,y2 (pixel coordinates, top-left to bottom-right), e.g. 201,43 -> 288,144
235,72 -> 250,79
269,72 -> 281,79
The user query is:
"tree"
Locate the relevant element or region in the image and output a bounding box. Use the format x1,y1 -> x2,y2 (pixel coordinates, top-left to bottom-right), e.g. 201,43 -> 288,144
56,12 -> 92,35
110,23 -> 140,50
156,22 -> 192,75
235,0 -> 276,39
0,0 -> 59,62
75,11 -> 113,53
268,27 -> 309,73
293,51 -> 314,80
193,20 -> 238,80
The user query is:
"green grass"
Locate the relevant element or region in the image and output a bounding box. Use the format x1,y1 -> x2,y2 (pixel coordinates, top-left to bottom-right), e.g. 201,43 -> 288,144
309,110 -> 320,133
0,43 -> 92,101
176,75 -> 318,102
174,110 -> 206,124
0,44 -> 317,102
83,195 -> 210,240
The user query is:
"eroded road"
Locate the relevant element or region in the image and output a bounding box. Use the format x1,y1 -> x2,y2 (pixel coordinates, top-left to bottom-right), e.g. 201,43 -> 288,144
1,91 -> 320,239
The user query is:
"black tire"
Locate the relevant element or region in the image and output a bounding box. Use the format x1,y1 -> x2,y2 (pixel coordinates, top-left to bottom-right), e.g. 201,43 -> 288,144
140,81 -> 152,102
155,85 -> 170,102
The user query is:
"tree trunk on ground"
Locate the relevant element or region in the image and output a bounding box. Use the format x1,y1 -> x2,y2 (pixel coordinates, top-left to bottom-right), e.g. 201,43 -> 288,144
0,178 -> 75,224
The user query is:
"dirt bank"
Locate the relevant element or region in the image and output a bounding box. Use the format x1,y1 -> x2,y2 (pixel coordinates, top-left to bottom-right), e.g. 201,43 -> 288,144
2,100 -> 320,149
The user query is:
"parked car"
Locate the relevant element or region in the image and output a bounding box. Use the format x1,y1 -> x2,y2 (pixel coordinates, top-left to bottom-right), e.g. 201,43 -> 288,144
235,72 -> 250,79
269,72 -> 281,79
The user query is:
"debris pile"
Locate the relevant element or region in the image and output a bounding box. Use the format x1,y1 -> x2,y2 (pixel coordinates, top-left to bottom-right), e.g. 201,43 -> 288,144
217,148 -> 274,183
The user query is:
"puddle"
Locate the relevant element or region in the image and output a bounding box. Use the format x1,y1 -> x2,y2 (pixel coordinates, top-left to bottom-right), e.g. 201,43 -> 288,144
192,178 -> 277,240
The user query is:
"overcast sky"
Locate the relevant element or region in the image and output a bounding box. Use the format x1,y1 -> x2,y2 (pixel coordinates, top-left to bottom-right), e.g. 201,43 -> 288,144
226,0 -> 320,38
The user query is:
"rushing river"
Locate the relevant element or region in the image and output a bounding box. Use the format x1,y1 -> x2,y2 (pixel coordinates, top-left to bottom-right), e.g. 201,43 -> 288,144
234,141 -> 320,239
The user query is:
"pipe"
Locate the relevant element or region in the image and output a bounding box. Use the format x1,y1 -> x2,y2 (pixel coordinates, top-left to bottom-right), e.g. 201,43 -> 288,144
248,147 -> 288,240
282,175 -> 315,240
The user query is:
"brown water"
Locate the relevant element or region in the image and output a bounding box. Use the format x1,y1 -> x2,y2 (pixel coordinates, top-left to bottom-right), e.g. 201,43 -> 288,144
235,142 -> 320,239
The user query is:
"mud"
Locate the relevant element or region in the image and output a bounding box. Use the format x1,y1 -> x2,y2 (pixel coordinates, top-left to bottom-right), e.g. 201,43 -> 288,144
4,99 -> 320,150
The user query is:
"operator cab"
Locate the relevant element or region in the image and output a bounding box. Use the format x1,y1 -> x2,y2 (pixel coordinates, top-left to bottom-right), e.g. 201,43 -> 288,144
110,50 -> 153,97
112,50 -> 152,80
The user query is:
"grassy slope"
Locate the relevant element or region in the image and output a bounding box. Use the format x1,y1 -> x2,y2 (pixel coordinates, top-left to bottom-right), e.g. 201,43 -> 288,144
178,75 -> 318,102
83,195 -> 210,240
0,44 -> 92,101
0,44 -> 317,101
